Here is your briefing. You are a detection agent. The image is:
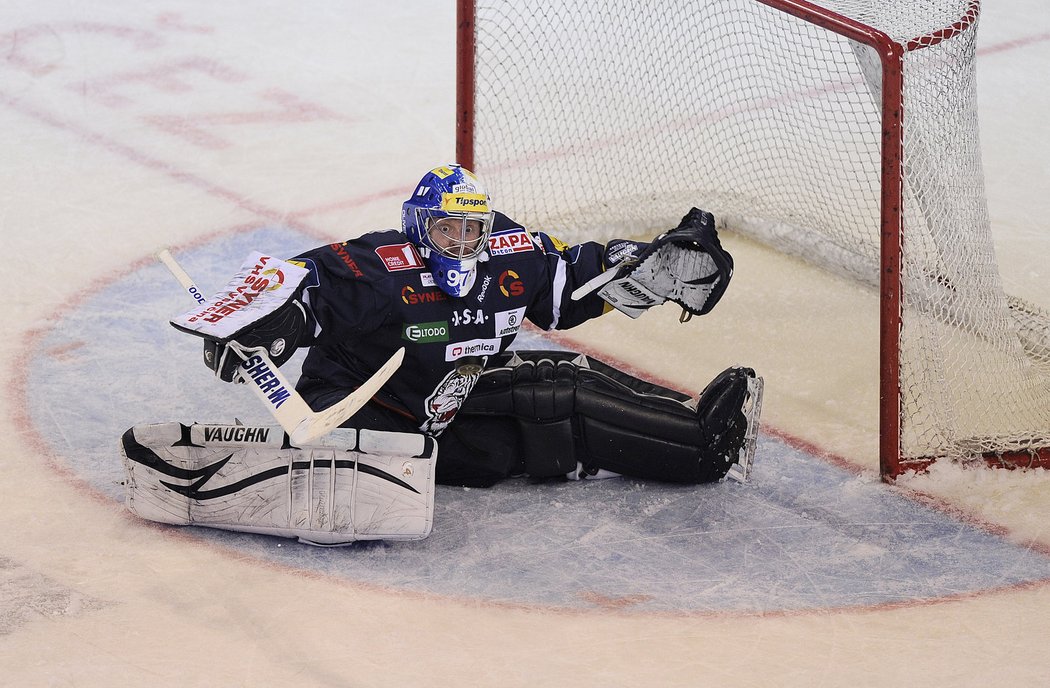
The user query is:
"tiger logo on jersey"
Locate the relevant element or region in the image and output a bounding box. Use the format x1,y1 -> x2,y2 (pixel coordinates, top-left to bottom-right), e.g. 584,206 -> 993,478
420,366 -> 483,435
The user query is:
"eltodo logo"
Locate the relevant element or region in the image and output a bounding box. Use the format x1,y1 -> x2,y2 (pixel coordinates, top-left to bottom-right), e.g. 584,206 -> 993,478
402,321 -> 450,343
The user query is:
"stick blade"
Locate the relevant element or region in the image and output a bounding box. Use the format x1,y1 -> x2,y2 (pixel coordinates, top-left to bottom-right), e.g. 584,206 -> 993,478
289,347 -> 406,445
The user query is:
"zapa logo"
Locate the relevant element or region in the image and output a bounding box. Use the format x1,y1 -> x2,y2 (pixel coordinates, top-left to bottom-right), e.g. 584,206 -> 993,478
498,269 -> 524,297
488,229 -> 535,256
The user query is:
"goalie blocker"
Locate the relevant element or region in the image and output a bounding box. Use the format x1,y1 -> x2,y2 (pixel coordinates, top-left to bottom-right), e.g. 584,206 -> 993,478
120,423 -> 436,545
168,251 -> 315,383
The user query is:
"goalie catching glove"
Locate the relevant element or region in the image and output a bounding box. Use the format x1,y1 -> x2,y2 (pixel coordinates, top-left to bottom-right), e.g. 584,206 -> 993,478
169,251 -> 314,382
594,208 -> 734,320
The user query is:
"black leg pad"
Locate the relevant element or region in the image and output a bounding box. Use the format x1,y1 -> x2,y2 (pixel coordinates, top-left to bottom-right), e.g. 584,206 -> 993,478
451,351 -> 748,483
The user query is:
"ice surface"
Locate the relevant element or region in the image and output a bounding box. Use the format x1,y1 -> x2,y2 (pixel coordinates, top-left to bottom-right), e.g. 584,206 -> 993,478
4,1 -> 1050,686
26,227 -> 1050,615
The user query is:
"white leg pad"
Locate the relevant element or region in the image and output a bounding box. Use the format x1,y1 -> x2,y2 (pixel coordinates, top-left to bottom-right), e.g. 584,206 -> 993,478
120,423 -> 437,545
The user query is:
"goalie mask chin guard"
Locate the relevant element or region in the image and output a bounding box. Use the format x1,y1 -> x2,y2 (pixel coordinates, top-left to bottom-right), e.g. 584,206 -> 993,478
402,164 -> 495,298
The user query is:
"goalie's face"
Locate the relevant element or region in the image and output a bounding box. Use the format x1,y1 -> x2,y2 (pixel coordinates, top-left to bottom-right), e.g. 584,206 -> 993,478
427,215 -> 488,259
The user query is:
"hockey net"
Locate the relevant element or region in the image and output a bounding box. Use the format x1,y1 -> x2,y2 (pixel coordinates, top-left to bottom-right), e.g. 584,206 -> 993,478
456,0 -> 1050,478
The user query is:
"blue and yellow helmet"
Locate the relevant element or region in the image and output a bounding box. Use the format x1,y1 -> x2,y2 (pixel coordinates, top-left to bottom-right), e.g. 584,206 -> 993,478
402,164 -> 495,297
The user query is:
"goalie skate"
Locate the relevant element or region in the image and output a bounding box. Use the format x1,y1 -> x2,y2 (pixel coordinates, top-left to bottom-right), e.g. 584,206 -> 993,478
723,374 -> 764,484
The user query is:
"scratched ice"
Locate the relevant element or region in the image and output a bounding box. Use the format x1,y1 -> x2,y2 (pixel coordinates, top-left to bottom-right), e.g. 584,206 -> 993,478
27,227 -> 1050,614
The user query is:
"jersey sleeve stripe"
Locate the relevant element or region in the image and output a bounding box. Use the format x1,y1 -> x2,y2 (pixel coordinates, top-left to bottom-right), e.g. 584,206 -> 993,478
550,254 -> 568,329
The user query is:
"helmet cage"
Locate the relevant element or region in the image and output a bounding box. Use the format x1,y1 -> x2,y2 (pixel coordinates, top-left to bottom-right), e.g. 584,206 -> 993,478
414,208 -> 494,261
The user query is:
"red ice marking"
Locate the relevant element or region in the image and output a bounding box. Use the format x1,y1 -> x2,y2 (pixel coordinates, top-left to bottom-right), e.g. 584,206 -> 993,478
46,341 -> 85,362
288,185 -> 413,221
978,31 -> 1050,56
75,57 -> 248,108
0,87 -> 332,241
155,13 -> 215,35
142,88 -> 347,150
578,591 -> 654,610
3,15 -> 219,80
1,22 -> 165,76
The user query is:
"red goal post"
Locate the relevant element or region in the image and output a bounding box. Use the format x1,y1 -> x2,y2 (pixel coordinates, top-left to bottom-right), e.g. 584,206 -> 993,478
456,0 -> 1050,479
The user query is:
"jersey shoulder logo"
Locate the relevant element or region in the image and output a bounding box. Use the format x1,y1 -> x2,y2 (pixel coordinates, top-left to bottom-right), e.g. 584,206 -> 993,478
328,243 -> 365,278
488,229 -> 535,256
376,243 -> 425,272
545,233 -> 572,253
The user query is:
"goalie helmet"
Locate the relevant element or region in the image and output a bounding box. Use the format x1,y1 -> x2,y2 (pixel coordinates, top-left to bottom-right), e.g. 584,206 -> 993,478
402,164 -> 495,297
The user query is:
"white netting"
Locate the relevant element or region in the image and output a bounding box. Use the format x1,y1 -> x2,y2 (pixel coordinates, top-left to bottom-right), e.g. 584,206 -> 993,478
468,0 -> 1050,464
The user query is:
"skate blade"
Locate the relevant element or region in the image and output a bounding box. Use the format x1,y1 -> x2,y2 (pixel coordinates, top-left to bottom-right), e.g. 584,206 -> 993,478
723,374 -> 764,483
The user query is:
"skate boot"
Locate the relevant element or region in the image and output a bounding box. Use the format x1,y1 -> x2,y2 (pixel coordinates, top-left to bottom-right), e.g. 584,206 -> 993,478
695,367 -> 764,483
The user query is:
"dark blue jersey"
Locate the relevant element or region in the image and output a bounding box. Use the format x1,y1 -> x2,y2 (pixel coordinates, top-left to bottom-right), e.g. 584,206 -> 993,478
292,212 -> 610,434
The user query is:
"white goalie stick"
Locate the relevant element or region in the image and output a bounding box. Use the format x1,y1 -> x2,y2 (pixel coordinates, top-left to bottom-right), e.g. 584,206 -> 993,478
156,249 -> 405,445
570,268 -> 622,302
